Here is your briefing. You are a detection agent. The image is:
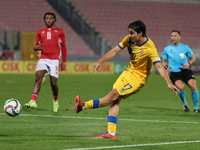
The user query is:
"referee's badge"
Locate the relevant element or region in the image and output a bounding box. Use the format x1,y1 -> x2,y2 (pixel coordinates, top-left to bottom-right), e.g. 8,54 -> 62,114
140,49 -> 144,55
180,53 -> 184,58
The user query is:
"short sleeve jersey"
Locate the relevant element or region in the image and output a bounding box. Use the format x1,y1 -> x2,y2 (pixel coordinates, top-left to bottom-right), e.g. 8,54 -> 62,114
162,43 -> 193,72
35,26 -> 66,61
118,35 -> 161,79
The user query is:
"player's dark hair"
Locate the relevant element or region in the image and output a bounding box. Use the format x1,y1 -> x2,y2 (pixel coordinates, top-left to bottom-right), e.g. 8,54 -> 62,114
128,20 -> 146,37
44,12 -> 56,22
171,30 -> 181,35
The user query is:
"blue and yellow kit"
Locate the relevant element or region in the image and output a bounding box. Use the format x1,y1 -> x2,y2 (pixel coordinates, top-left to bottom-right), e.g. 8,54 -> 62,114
114,35 -> 161,99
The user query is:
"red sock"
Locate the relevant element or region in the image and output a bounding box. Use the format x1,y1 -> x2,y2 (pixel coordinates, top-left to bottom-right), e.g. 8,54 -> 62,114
31,93 -> 38,102
53,95 -> 58,102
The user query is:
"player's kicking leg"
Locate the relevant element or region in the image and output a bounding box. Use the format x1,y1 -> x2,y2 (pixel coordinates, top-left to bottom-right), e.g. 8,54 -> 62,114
74,91 -> 120,139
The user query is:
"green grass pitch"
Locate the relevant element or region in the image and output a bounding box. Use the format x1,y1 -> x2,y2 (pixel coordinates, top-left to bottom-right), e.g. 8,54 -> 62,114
0,73 -> 200,150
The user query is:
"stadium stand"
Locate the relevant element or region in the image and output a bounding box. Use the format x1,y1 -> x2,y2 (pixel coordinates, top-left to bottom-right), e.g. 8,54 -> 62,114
0,0 -> 200,58
70,0 -> 200,56
0,0 -> 95,56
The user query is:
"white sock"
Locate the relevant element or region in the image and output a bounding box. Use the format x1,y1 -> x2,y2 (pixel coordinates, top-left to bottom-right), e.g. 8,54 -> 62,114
82,103 -> 85,110
108,131 -> 116,136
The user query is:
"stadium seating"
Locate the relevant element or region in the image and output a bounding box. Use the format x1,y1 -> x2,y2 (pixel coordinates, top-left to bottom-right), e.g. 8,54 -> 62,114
0,0 -> 200,57
0,0 -> 95,56
70,0 -> 200,56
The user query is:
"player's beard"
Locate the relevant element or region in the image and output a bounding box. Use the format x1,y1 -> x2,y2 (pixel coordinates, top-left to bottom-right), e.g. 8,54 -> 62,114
45,22 -> 54,28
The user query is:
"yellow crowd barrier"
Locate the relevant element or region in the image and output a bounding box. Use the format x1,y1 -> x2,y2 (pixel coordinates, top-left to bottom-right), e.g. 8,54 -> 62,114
0,61 -> 114,74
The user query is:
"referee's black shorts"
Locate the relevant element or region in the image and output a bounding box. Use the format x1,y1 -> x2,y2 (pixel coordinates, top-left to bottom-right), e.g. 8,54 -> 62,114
170,69 -> 195,85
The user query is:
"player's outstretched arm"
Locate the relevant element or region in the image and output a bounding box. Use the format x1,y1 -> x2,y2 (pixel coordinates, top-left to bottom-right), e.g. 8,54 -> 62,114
155,62 -> 179,95
93,46 -> 122,71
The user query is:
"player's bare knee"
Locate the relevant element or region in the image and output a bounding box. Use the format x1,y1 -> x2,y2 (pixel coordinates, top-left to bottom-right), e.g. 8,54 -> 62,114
107,90 -> 120,102
109,98 -> 121,107
190,86 -> 197,91
177,84 -> 185,91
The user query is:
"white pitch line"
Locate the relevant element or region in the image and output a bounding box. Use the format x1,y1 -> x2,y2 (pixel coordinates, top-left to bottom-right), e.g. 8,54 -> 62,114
61,140 -> 200,150
0,113 -> 199,124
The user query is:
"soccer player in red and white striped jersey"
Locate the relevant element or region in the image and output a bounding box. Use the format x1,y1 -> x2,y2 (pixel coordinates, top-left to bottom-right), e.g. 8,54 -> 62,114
25,12 -> 67,112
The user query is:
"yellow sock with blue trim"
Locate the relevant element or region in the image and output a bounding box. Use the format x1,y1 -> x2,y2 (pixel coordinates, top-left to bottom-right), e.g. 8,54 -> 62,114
85,99 -> 100,109
107,116 -> 118,134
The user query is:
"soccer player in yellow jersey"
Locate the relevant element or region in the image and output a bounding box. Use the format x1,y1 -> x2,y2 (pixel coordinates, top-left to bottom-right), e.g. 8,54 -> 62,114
74,20 -> 179,139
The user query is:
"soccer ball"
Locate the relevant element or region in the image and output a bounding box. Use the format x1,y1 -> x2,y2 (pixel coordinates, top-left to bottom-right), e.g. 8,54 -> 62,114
4,98 -> 22,117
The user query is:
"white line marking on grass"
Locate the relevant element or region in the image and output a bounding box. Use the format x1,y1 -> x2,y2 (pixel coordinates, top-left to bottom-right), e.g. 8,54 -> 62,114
0,113 -> 199,124
61,140 -> 200,150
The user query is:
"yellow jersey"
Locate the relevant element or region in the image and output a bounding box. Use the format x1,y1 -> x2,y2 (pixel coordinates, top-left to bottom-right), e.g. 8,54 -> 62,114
118,35 -> 161,79
30,42 -> 41,60
30,50 -> 41,60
